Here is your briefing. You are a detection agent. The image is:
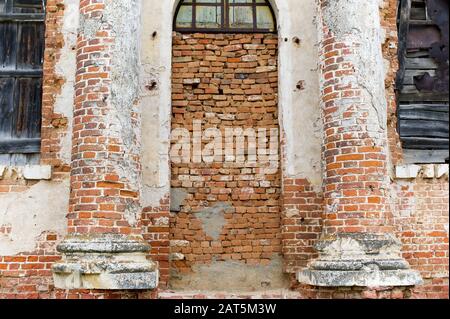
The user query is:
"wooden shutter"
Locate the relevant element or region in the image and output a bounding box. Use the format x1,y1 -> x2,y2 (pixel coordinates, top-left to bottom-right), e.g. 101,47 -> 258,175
0,0 -> 45,164
397,0 -> 449,163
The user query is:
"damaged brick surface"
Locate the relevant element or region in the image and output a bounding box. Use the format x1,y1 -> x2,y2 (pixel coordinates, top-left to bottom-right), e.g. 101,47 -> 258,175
169,33 -> 286,291
0,0 -> 448,299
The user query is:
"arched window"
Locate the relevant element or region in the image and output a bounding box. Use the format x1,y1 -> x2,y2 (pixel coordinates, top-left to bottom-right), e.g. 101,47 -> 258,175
174,0 -> 276,33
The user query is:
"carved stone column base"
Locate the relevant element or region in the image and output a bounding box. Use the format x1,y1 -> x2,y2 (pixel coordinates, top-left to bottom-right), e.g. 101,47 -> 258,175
52,234 -> 158,290
297,233 -> 423,288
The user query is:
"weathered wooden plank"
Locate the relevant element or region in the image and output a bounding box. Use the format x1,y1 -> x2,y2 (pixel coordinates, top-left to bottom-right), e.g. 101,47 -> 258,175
17,21 -> 44,69
396,0 -> 412,91
0,69 -> 43,76
403,149 -> 449,164
405,57 -> 438,69
0,14 -> 44,22
399,120 -> 449,138
13,0 -> 45,14
399,110 -> 449,122
0,138 -> 40,153
29,78 -> 42,137
403,69 -> 436,85
13,77 -> 42,138
409,19 -> 436,25
402,137 -> 449,149
0,2 -> 45,163
398,92 -> 450,102
0,21 -> 17,69
0,77 -> 14,136
399,104 -> 449,113
406,50 -> 430,58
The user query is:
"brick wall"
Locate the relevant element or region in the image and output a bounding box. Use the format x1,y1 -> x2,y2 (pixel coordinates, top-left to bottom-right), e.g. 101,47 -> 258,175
381,0 -> 404,166
281,178 -> 322,277
318,1 -> 392,236
143,197 -> 171,288
0,0 -> 70,299
170,33 -> 282,278
380,0 -> 449,299
392,176 -> 449,299
0,1 -> 448,299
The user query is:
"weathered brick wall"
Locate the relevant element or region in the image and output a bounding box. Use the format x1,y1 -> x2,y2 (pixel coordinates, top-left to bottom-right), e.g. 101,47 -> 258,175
143,197 -> 171,288
281,178 -> 322,277
0,232 -> 61,298
0,0 -> 448,299
0,0 -> 70,299
381,0 -> 404,166
380,0 -> 449,298
392,176 -> 449,299
170,32 -> 283,288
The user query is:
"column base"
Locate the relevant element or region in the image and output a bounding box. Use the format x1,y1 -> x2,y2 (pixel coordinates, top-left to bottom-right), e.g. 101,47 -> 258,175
52,234 -> 158,290
297,233 -> 423,288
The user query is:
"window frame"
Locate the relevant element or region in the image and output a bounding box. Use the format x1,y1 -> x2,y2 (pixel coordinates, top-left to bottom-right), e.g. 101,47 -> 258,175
174,0 -> 277,34
0,0 -> 46,157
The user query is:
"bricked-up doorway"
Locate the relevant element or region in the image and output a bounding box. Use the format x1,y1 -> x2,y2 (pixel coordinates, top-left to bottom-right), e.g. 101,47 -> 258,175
169,31 -> 286,291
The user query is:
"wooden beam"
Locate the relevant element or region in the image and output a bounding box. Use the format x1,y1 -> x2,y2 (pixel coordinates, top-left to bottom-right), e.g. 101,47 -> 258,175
0,13 -> 45,22
398,92 -> 449,102
402,137 -> 449,149
396,0 -> 412,91
0,138 -> 41,154
403,149 -> 449,164
0,70 -> 43,77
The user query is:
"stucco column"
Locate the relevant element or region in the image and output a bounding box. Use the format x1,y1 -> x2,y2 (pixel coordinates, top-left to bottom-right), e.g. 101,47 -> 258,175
297,0 -> 422,287
52,0 -> 158,290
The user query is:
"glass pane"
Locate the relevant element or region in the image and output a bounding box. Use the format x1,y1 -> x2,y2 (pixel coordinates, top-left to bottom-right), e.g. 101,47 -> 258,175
176,5 -> 193,28
229,5 -> 253,29
230,0 -> 252,3
256,6 -> 274,30
196,5 -> 221,28
13,0 -> 44,13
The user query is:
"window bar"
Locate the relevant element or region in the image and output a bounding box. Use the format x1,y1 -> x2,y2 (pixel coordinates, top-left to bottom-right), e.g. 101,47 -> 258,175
221,0 -> 225,30
252,0 -> 257,32
192,0 -> 196,30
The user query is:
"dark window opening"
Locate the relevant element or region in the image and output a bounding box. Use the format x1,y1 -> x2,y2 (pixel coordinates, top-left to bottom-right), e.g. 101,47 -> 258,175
0,0 -> 45,165
397,0 -> 449,164
174,0 -> 276,33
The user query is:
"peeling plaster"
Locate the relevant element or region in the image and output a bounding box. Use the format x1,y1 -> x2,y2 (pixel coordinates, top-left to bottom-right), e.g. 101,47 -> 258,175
0,179 -> 69,255
321,0 -> 388,133
195,202 -> 234,240
54,0 -> 79,165
170,256 -> 289,292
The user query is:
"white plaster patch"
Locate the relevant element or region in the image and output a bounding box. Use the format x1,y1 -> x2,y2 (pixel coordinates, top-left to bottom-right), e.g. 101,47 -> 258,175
170,240 -> 190,247
422,164 -> 435,179
23,165 -> 52,180
395,164 -> 450,180
396,165 -> 422,179
0,178 -> 69,255
435,164 -> 449,179
54,0 -> 79,165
